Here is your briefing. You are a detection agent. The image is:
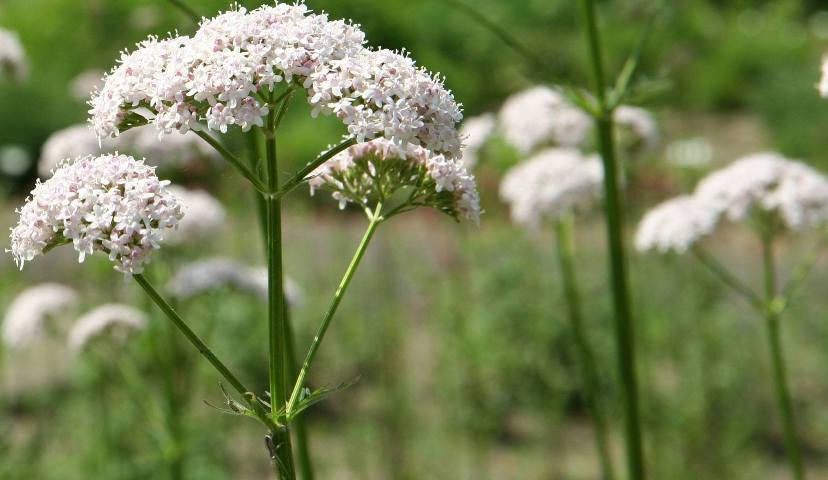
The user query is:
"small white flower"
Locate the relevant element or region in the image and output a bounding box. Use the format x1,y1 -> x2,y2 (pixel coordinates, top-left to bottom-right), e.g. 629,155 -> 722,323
307,138 -> 481,223
635,196 -> 721,254
68,303 -> 147,351
499,148 -> 603,229
498,86 -> 593,154
2,283 -> 78,348
165,185 -> 226,244
459,113 -> 496,169
694,152 -> 828,231
167,257 -> 302,306
9,154 -> 183,274
0,28 -> 27,82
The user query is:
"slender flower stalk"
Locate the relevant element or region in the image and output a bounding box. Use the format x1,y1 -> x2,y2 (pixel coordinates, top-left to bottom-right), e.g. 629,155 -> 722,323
133,274 -> 279,432
579,1 -> 646,478
761,230 -> 805,480
286,203 -> 383,417
554,215 -> 615,480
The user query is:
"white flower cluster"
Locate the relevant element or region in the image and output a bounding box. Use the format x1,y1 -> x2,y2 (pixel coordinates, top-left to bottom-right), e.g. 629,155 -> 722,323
635,196 -> 720,253
2,283 -> 78,348
498,86 -> 592,154
165,185 -> 226,245
90,3 -> 463,158
68,304 -> 147,351
38,124 -> 220,177
637,152 -> 828,254
696,152 -> 828,231
459,113 -> 496,168
167,257 -> 301,306
307,138 -> 481,223
9,154 -> 182,273
499,148 -> 603,229
0,28 -> 27,82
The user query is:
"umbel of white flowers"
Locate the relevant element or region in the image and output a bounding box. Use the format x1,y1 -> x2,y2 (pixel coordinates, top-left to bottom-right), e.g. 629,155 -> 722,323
8,154 -> 182,273
0,27 -> 27,82
2,283 -> 78,348
636,152 -> 828,253
500,148 -> 603,229
90,3 -> 463,159
494,86 -> 659,156
308,137 -> 481,223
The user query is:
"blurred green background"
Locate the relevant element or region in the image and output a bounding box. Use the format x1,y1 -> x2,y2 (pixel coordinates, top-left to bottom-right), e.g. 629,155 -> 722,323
3,0 -> 828,478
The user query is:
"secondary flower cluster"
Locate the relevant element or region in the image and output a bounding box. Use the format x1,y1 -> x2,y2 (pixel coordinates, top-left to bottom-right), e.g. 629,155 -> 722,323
307,138 -> 481,223
9,154 -> 182,273
637,152 -> 828,253
499,148 -> 603,229
90,3 -> 463,158
0,28 -> 27,82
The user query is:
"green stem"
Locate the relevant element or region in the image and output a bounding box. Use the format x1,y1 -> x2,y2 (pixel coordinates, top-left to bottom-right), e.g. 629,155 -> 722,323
274,137 -> 357,200
692,247 -> 764,312
286,204 -> 383,417
132,274 -> 278,431
761,234 -> 805,480
554,217 -> 615,480
264,108 -> 296,479
194,130 -> 269,194
580,1 -> 645,478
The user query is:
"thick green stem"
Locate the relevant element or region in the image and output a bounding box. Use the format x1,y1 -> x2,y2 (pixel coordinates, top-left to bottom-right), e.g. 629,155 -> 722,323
554,217 -> 615,480
264,109 -> 296,479
286,204 -> 382,417
762,235 -> 805,480
580,1 -> 645,478
132,274 -> 277,431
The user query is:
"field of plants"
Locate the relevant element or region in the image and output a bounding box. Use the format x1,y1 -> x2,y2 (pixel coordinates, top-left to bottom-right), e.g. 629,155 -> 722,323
3,1 -> 828,479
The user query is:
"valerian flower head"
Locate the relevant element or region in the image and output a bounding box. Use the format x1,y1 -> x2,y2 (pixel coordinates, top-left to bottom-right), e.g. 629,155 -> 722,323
459,113 -> 496,169
165,185 -> 226,244
167,257 -> 302,306
694,152 -> 828,231
0,28 -> 27,82
2,283 -> 78,348
635,196 -> 721,254
90,3 -> 463,158
498,86 -> 593,154
499,148 -> 603,229
307,138 -> 481,223
68,304 -> 147,352
9,154 -> 182,274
